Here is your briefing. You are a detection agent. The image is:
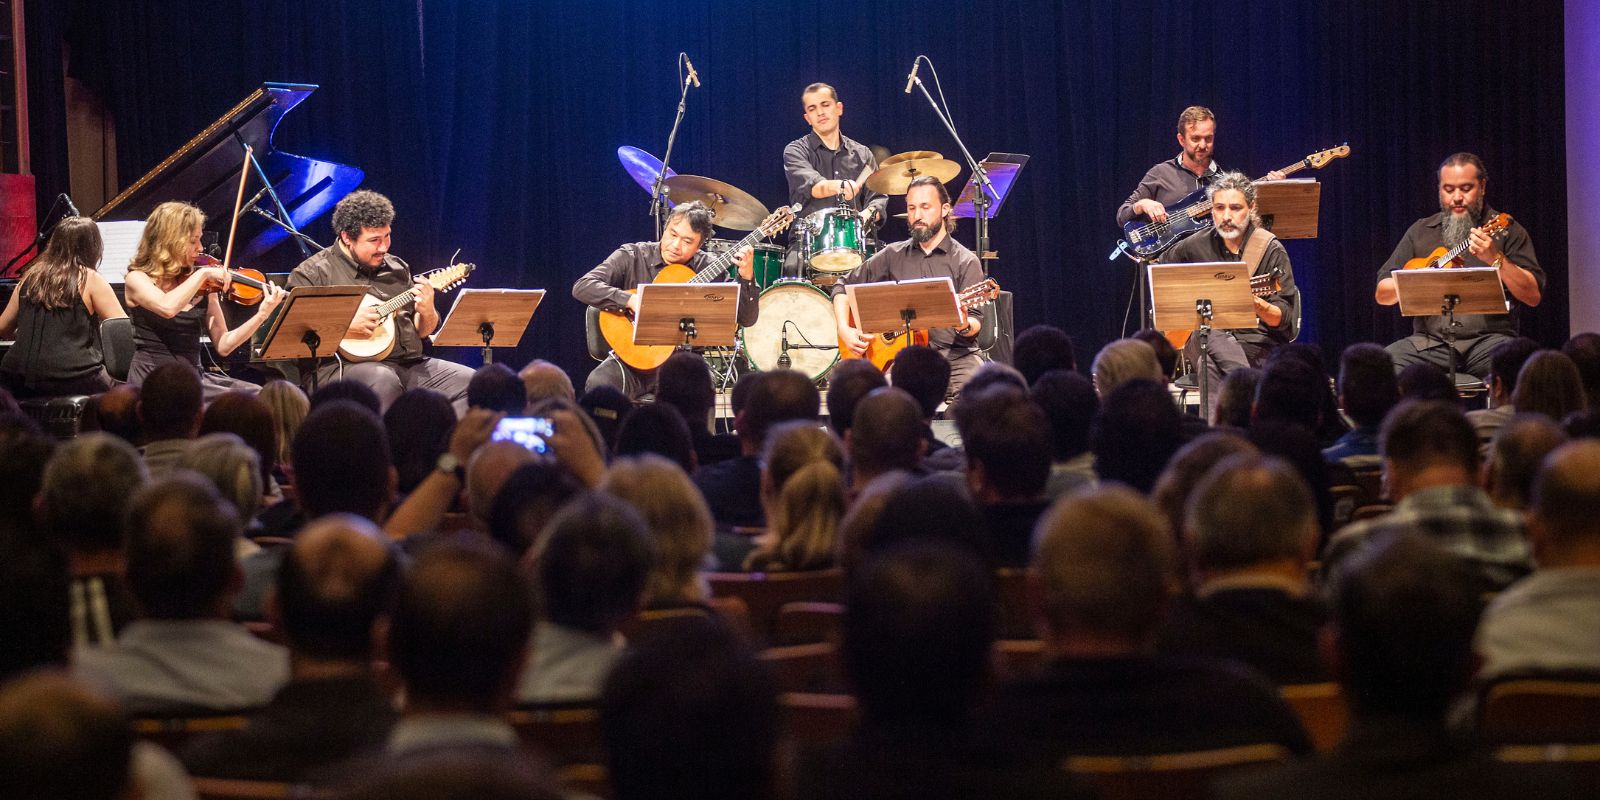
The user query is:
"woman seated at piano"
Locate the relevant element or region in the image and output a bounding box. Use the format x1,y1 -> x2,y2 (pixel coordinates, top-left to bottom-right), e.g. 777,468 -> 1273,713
0,216 -> 128,398
123,201 -> 284,399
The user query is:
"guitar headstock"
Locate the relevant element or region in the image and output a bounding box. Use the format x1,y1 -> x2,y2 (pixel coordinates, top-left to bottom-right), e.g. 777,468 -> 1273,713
959,278 -> 1001,307
1250,268 -> 1281,298
758,205 -> 799,238
425,262 -> 476,292
1305,144 -> 1351,169
1482,212 -> 1513,236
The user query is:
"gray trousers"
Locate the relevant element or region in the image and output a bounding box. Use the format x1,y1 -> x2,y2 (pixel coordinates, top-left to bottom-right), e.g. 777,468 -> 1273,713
1386,332 -> 1510,379
1184,331 -> 1256,419
314,357 -> 474,416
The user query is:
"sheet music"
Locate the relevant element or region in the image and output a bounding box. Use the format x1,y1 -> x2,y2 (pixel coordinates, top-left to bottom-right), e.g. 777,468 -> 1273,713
95,221 -> 147,284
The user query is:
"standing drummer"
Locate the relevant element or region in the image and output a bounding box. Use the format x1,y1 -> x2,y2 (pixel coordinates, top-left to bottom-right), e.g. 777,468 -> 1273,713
783,83 -> 888,272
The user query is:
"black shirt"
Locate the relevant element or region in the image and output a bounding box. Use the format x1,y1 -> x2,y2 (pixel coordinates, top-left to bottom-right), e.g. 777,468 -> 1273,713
783,132 -> 889,223
1377,208 -> 1543,347
831,235 -> 986,359
181,674 -> 397,783
1117,154 -> 1223,226
1158,221 -> 1300,348
572,242 -> 760,328
1155,587 -> 1329,685
288,245 -> 424,362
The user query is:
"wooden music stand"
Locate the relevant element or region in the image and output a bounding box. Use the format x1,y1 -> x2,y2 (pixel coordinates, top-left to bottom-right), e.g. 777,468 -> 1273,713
251,285 -> 365,393
1148,262 -> 1257,415
431,288 -> 546,365
845,277 -> 962,340
634,283 -> 743,348
1254,179 -> 1322,239
1394,267 -> 1509,386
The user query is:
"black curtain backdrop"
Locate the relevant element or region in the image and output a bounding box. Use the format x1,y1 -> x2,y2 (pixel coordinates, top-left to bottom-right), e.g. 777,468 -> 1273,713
47,0 -> 1568,383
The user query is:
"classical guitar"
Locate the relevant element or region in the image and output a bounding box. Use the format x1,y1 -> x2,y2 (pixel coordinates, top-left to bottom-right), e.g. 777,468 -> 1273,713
337,262 -> 476,362
1401,213 -> 1512,270
1113,144 -> 1351,260
597,205 -> 798,371
843,278 -> 1001,372
1163,268 -> 1282,350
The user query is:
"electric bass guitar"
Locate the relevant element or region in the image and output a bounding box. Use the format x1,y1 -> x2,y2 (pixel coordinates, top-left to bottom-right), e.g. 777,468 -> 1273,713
597,205 -> 798,371
1112,144 -> 1351,260
337,262 -> 476,362
842,278 -> 1001,372
1163,268 -> 1282,350
1401,213 -> 1512,270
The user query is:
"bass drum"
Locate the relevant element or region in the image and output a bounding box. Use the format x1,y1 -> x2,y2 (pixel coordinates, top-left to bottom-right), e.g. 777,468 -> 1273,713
740,283 -> 840,380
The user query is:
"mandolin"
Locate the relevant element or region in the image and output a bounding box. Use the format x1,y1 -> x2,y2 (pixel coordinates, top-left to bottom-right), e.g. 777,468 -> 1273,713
1401,213 -> 1512,270
337,262 -> 476,362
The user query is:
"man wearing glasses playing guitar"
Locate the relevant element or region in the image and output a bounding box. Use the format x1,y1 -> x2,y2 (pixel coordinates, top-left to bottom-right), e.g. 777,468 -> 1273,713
1375,153 -> 1544,379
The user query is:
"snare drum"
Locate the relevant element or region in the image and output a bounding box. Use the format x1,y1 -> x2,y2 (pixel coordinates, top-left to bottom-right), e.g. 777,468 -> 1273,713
740,283 -> 840,379
806,208 -> 866,273
702,240 -> 786,289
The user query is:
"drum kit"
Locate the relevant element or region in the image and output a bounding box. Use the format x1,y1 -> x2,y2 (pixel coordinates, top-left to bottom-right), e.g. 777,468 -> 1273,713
614,145 -> 962,383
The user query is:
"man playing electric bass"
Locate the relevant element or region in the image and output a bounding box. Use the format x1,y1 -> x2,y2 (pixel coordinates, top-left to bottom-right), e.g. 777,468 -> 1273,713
574,201 -> 758,400
1155,172 -> 1299,413
1375,153 -> 1543,378
833,176 -> 984,399
288,190 -> 474,414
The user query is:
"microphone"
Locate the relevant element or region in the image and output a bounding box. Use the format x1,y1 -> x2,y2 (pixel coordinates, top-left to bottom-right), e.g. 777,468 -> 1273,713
238,182 -> 274,218
778,321 -> 793,370
60,194 -> 80,217
684,54 -> 701,88
903,58 -> 920,94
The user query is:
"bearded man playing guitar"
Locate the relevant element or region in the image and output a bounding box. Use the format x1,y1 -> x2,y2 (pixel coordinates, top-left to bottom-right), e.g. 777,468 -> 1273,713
288,190 -> 474,414
1375,153 -> 1544,379
833,176 -> 985,399
574,201 -> 758,400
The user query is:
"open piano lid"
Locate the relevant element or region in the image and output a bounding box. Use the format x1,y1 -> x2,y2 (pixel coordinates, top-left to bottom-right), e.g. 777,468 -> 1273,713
93,82 -> 363,268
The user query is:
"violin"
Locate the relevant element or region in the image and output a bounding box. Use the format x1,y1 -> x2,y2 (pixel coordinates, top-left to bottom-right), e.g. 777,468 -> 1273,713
193,253 -> 273,306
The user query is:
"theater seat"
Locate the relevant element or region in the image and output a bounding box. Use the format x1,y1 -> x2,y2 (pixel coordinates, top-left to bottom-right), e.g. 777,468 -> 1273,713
1064,743 -> 1292,800
20,394 -> 90,439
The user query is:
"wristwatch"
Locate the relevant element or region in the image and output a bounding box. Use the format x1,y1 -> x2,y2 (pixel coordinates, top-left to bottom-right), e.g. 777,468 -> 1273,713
435,452 -> 465,482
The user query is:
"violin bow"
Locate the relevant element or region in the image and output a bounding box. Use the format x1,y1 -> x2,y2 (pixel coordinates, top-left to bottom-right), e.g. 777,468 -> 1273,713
219,144 -> 252,272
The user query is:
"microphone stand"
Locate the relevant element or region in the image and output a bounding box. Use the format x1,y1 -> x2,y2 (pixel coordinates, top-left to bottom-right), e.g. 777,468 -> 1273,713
233,131 -> 314,259
908,61 -> 997,276
650,55 -> 697,239
250,206 -> 325,254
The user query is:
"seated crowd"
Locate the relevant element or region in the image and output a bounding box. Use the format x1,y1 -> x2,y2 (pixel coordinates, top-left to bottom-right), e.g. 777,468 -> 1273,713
1,323 -> 1598,799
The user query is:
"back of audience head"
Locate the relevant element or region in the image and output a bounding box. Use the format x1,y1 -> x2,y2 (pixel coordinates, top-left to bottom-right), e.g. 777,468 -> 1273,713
577,385 -> 632,454
602,616 -> 778,800
865,474 -> 987,566
1337,343 -> 1399,430
1511,349 -> 1587,422
846,386 -> 925,480
825,359 -> 888,436
1561,332 -> 1600,410
954,385 -> 1051,503
274,514 -> 398,663
1151,431 -> 1258,553
1329,533 -> 1480,720
751,421 -> 846,572
1031,370 -> 1098,463
836,470 -> 914,575
88,384 -> 143,445
1015,324 -> 1078,385
0,419 -> 54,534
1091,338 -> 1163,398
1213,367 -> 1262,428
961,361 -> 1026,399
1528,440 -> 1600,565
0,671 -> 133,800
1485,414 -> 1567,511
176,432 -> 265,522
1486,337 -> 1540,403
655,351 -> 715,432
888,345 -> 951,420
389,539 -> 534,712
603,456 -> 712,607
1033,485 -> 1175,652
41,432 -> 147,554
384,388 -> 457,495
1090,378 -> 1183,493
537,493 -> 654,636
125,474 -> 243,620
467,442 -> 538,530
200,390 -> 277,489
467,363 -> 526,415
340,751 -> 560,800
0,541 -> 70,680
1247,420 -> 1336,536
310,378 -> 381,415
487,461 -> 584,560
293,400 -> 396,520
1186,454 -> 1316,584
737,368 -> 818,449
614,402 -> 695,473
257,379 -> 309,471
1252,357 -> 1323,432
518,358 -> 576,407
1129,329 -> 1178,382
1396,362 -> 1458,404
845,540 -> 995,727
1380,400 -> 1478,493
137,363 -> 203,440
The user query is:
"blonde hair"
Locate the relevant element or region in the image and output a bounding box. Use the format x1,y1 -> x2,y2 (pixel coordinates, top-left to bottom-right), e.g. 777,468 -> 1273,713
747,423 -> 846,572
257,380 -> 309,471
177,433 -> 264,521
604,455 -> 713,606
129,201 -> 204,283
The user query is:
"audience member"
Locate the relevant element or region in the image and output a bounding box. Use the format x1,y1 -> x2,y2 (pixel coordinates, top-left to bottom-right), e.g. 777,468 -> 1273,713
845,386 -> 927,490
603,455 -> 714,607
954,385 -> 1052,567
1090,378 -> 1184,493
0,539 -> 70,680
486,461 -> 584,561
175,433 -> 266,540
384,388 -> 458,495
76,475 -> 289,714
1466,337 -> 1539,451
656,350 -> 737,466
825,358 -> 887,440
862,474 -> 988,567
614,401 -> 696,473
1324,343 -> 1398,466
1013,324 -> 1077,385
40,432 -> 147,647
694,369 -> 819,530
464,442 -> 538,533
137,362 -> 204,476
959,360 -> 1027,399
744,421 -> 846,572
293,400 -> 397,522
467,363 -> 526,415
1150,431 -> 1258,559
310,378 -> 382,415
1265,343 -> 1348,446
199,389 -> 279,496
1482,414 -> 1567,511
1511,349 -> 1588,422
1090,338 -> 1163,398
1248,420 -> 1341,539
338,751 -> 559,800
1130,328 -> 1178,382
890,344 -> 954,456
986,485 -> 1311,755
577,384 -> 632,455
1560,332 -> 1600,411
0,671 -> 135,800
1396,361 -> 1458,404
1031,370 -> 1099,498
0,417 -> 54,534
1252,357 -> 1324,435
1213,366 -> 1262,429
836,471 -> 915,575
87,383 -> 144,445
257,379 -> 309,479
518,358 -> 576,406
519,494 -> 652,704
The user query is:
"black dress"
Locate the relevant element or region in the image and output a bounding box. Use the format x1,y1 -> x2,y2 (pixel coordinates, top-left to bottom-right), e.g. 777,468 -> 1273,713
0,290 -> 113,397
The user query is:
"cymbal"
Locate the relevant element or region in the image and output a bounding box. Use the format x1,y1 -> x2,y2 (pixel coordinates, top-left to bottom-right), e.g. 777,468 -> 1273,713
662,175 -> 769,230
617,146 -> 677,198
864,158 -> 961,195
881,150 -> 944,167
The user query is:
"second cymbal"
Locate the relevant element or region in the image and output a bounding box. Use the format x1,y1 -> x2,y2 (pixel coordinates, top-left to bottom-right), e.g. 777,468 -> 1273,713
662,175 -> 769,230
880,149 -> 944,167
864,158 -> 961,195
